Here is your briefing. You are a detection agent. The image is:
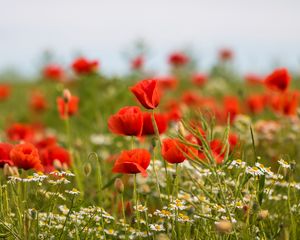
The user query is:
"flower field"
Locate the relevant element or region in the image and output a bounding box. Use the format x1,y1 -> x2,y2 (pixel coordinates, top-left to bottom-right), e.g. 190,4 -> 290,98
0,52 -> 300,239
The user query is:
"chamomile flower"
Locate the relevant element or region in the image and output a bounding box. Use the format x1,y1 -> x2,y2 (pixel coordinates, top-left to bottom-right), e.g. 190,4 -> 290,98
278,159 -> 290,169
149,224 -> 165,232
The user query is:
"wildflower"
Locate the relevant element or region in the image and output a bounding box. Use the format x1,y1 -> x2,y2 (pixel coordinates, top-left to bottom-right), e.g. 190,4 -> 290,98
161,138 -> 195,164
265,68 -> 290,92
0,143 -> 14,167
43,64 -> 65,81
192,73 -> 207,87
108,106 -> 143,136
168,52 -> 189,66
278,159 -> 291,169
112,149 -> 151,177
130,79 -> 161,109
104,229 -> 118,236
229,159 -> 246,169
258,210 -> 269,220
56,92 -> 79,119
142,112 -> 168,135
133,204 -> 148,212
170,199 -> 188,210
0,84 -> 11,101
157,76 -> 178,90
30,91 -> 47,112
131,55 -> 144,70
245,166 -> 264,176
6,123 -> 35,142
219,48 -> 233,61
65,188 -> 80,195
10,142 -> 43,171
154,209 -> 174,219
178,213 -> 193,223
114,178 -> 124,194
71,57 -> 99,75
149,224 -> 165,232
40,145 -> 71,172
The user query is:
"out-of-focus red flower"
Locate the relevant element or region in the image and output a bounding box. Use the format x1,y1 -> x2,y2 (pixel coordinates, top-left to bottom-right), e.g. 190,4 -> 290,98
10,143 -> 43,171
270,91 -> 299,116
131,55 -> 144,70
246,94 -> 266,114
161,138 -> 196,164
181,91 -> 201,106
43,64 -> 65,82
142,112 -> 168,135
219,48 -> 234,61
35,136 -> 57,150
157,76 -> 178,90
168,52 -> 189,66
0,84 -> 11,101
40,145 -> 71,172
130,79 -> 161,109
56,94 -> 79,119
108,106 -> 143,136
72,57 -> 99,75
223,96 -> 240,122
265,68 -> 290,92
0,143 -> 14,167
245,74 -> 263,85
30,91 -> 47,112
228,133 -> 239,151
6,123 -> 35,142
112,149 -> 151,177
164,100 -> 182,122
192,73 -> 207,87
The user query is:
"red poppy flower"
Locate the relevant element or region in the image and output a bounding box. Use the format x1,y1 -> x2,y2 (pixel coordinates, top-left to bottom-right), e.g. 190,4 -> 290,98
108,106 -> 143,136
219,48 -> 233,61
161,138 -> 196,164
270,91 -> 299,116
40,145 -> 71,172
157,76 -> 178,90
265,68 -> 290,92
223,96 -> 240,122
43,64 -> 65,82
246,94 -> 266,114
35,136 -> 57,150
142,112 -> 168,135
130,79 -> 161,109
6,123 -> 35,142
131,55 -> 144,70
72,57 -> 99,75
181,91 -> 201,106
112,149 -> 151,177
192,73 -> 207,87
10,143 -> 43,171
0,143 -> 14,167
57,95 -> 79,119
30,91 -> 47,112
0,84 -> 11,101
168,52 -> 189,66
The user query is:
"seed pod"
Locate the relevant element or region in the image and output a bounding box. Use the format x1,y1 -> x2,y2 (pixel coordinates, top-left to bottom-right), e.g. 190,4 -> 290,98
83,162 -> 92,177
114,178 -> 124,194
215,220 -> 232,234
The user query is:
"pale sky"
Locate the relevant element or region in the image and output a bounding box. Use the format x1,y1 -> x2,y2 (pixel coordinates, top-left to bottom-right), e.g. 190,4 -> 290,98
1,0 -> 300,75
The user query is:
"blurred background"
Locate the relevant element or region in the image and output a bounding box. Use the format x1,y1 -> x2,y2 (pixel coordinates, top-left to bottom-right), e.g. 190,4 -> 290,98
1,0 -> 300,77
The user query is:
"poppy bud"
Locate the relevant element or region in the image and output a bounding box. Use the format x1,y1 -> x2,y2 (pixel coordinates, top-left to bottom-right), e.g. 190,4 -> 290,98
53,159 -> 63,170
258,210 -> 269,220
83,162 -> 92,176
114,178 -> 124,194
177,122 -> 185,136
3,164 -> 19,177
63,89 -> 71,103
215,220 -> 232,234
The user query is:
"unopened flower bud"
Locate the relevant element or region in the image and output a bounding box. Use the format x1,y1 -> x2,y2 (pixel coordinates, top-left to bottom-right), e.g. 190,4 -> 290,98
63,89 -> 71,103
177,122 -> 185,136
215,220 -> 232,234
3,164 -> 19,177
53,159 -> 62,170
258,210 -> 269,220
114,178 -> 124,194
83,162 -> 92,177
